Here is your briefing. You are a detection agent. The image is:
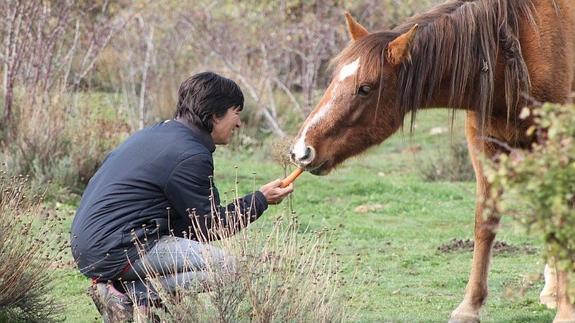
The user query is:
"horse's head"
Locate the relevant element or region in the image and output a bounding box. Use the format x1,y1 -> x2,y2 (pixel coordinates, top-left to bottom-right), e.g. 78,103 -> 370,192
290,13 -> 418,175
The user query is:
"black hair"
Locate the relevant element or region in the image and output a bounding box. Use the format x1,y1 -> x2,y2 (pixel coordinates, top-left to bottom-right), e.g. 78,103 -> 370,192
174,72 -> 244,132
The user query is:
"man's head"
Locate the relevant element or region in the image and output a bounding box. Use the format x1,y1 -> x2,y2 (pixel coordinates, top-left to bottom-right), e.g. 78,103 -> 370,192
175,72 -> 244,144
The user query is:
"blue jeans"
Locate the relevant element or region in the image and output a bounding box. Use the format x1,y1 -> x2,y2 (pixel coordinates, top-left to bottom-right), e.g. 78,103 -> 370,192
119,236 -> 235,304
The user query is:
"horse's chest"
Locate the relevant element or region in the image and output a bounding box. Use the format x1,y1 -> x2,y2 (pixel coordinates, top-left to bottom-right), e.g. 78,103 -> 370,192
487,117 -> 535,150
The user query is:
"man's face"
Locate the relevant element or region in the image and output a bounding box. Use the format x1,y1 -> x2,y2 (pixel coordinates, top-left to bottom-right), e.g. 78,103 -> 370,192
211,106 -> 242,145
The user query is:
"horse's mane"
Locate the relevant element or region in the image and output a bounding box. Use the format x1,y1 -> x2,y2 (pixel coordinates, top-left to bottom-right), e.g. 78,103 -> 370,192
335,0 -> 540,131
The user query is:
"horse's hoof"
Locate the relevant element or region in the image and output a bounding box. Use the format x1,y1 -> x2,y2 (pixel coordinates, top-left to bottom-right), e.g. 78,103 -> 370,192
540,293 -> 557,309
449,314 -> 480,323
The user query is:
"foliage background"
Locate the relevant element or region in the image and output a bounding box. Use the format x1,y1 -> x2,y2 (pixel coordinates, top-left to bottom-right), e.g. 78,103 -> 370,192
0,0 -> 440,190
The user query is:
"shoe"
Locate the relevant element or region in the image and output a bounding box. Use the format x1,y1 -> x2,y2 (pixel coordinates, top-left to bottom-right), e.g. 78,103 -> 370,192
87,281 -> 133,323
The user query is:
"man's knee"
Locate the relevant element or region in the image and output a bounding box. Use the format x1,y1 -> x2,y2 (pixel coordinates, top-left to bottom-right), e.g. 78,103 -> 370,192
201,246 -> 237,276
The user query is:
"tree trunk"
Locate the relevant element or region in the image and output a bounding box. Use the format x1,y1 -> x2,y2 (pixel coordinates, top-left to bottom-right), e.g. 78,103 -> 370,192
138,24 -> 154,130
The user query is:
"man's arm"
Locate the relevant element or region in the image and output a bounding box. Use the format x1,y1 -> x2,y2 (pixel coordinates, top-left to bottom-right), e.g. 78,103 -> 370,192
164,153 -> 271,240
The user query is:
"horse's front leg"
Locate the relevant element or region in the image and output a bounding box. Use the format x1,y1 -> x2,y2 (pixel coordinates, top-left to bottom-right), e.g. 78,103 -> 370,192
450,115 -> 500,323
540,261 -> 558,309
554,269 -> 575,322
449,201 -> 500,323
540,246 -> 575,322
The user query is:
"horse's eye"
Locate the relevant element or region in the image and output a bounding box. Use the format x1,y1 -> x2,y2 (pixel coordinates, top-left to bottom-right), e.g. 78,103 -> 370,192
358,85 -> 371,97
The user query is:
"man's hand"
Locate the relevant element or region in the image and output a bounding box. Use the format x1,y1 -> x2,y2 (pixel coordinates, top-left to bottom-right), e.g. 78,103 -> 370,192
259,179 -> 294,205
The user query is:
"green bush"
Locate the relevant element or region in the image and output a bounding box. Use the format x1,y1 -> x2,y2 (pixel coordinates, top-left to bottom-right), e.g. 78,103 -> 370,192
486,103 -> 575,293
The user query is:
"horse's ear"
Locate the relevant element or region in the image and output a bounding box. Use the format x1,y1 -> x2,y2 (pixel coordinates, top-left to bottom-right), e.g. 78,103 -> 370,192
387,24 -> 419,65
344,12 -> 369,41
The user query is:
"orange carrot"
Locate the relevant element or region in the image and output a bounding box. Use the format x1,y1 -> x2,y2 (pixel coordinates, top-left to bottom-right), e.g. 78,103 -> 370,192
280,168 -> 304,188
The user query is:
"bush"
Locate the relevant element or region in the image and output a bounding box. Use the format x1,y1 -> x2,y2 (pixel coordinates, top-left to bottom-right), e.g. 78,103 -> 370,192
485,103 -> 575,294
420,140 -> 475,182
2,92 -> 129,194
0,169 -> 66,321
129,199 -> 351,322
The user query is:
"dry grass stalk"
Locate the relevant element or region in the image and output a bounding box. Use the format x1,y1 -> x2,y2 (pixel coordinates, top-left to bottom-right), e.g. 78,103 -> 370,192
0,168 -> 66,321
127,177 -> 350,322
271,138 -> 294,173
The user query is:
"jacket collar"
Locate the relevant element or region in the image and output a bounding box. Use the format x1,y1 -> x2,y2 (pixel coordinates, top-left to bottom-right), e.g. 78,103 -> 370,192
173,118 -> 216,153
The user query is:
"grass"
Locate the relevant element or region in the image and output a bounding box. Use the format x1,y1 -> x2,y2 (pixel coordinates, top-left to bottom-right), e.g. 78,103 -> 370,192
49,109 -> 554,322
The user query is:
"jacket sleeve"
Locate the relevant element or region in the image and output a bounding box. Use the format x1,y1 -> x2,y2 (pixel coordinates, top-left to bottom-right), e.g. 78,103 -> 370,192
164,153 -> 268,241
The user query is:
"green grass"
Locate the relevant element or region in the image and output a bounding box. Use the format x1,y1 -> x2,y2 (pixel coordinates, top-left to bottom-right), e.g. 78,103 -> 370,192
50,110 -> 554,322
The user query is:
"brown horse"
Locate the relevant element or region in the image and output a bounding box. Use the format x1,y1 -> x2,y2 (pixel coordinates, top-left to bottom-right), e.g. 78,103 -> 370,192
290,0 -> 575,322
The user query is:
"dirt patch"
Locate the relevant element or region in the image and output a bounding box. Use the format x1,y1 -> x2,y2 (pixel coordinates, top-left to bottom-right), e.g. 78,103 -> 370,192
437,238 -> 538,255
354,204 -> 385,214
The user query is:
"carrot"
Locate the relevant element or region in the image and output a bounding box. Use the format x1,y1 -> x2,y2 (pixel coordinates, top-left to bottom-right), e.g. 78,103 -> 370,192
280,168 -> 304,188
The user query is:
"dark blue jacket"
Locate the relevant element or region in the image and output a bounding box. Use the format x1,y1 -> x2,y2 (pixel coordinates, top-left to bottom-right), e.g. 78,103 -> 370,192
70,120 -> 268,281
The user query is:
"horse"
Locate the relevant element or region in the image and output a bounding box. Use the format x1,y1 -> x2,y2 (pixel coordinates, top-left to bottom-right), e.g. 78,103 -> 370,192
289,0 -> 575,322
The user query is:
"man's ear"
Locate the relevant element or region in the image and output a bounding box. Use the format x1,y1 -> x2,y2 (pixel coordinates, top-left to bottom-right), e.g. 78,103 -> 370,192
386,24 -> 419,65
344,11 -> 369,41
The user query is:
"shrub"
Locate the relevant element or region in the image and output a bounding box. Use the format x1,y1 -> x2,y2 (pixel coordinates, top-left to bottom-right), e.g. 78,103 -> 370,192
420,140 -> 475,182
2,92 -> 129,194
128,195 -> 351,322
0,168 -> 66,321
485,103 -> 575,294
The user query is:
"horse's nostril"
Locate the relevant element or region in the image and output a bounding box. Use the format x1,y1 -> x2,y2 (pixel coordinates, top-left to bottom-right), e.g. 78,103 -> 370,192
300,146 -> 315,164
303,147 -> 311,160
291,144 -> 316,166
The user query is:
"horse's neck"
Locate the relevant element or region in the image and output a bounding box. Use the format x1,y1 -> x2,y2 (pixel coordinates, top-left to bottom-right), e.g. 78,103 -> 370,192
422,80 -> 477,111
422,54 -> 510,113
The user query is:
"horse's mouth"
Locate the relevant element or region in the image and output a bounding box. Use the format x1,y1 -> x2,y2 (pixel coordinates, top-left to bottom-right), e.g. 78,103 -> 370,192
308,160 -> 330,176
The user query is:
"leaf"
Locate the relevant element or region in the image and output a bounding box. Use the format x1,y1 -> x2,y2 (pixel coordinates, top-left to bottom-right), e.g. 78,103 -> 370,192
519,107 -> 531,119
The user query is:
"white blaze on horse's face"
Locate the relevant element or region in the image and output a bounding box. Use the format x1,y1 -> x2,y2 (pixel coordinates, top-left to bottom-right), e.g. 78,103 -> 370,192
338,58 -> 360,81
292,58 -> 361,167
